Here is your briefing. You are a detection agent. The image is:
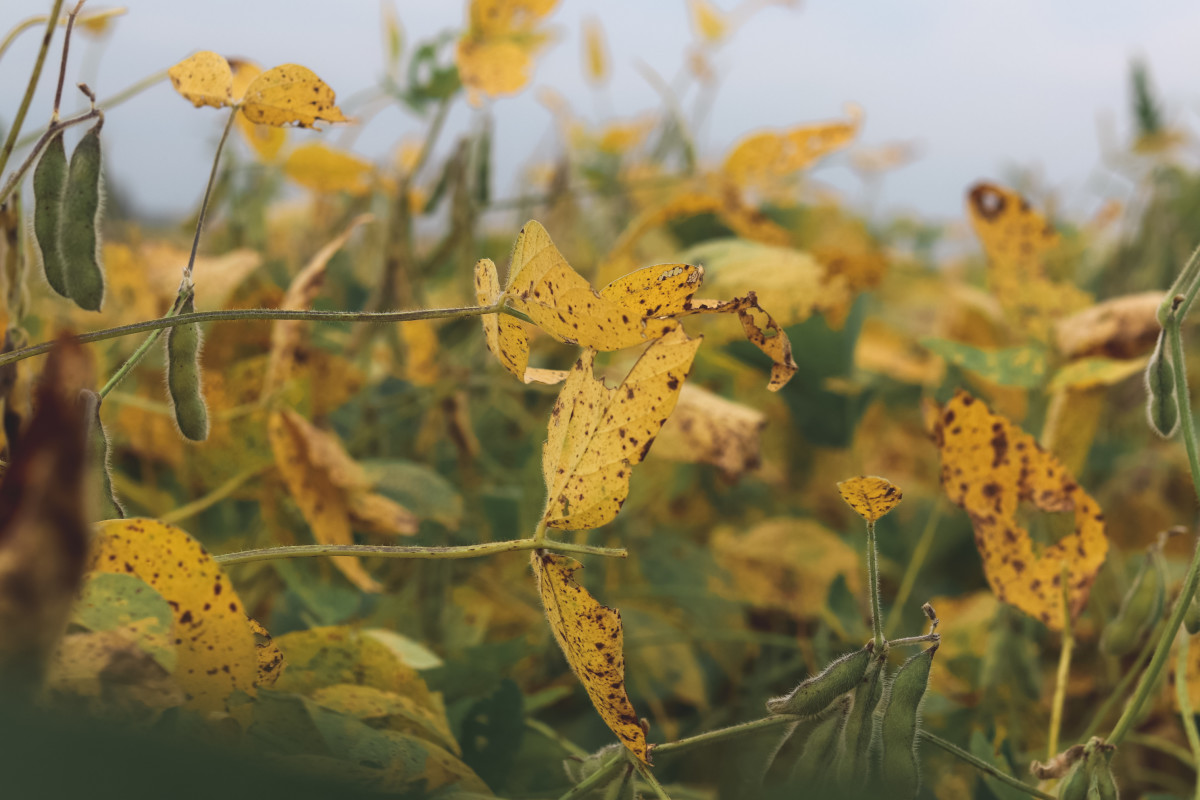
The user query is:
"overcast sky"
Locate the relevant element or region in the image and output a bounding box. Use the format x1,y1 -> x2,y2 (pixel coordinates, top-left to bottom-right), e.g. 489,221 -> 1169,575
4,1 -> 1198,222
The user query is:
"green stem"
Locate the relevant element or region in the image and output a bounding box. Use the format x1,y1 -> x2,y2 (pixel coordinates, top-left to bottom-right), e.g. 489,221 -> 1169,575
525,718 -> 589,759
0,303 -> 503,370
635,762 -> 673,800
920,731 -> 1056,800
0,0 -> 64,183
885,499 -> 942,637
1048,561 -> 1074,760
185,106 -> 238,280
98,301 -> 178,398
652,715 -> 793,757
1176,626 -> 1200,798
866,520 -> 884,651
557,751 -> 627,800
213,537 -> 627,567
1108,316 -> 1200,747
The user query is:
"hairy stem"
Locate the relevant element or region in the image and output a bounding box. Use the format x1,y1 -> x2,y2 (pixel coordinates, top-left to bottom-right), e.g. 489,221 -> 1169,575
920,731 -> 1056,800
866,520 -> 884,651
635,762 -> 673,800
1047,561 -> 1074,760
0,304 -> 504,370
652,715 -> 793,757
213,537 -> 628,567
0,0 -> 65,182
1109,315 -> 1200,747
98,301 -> 178,398
557,751 -> 627,800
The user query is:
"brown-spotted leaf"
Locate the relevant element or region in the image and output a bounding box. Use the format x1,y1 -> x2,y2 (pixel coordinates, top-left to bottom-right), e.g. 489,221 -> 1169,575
686,292 -> 798,390
931,390 -> 1108,630
168,51 -> 233,109
228,58 -> 288,160
651,383 -> 766,478
596,262 -> 704,317
249,617 -> 284,689
263,214 -> 372,398
88,518 -> 258,711
505,220 -> 680,351
837,476 -> 903,522
240,63 -> 350,128
542,326 -> 701,530
966,182 -> 1091,340
531,550 -> 649,764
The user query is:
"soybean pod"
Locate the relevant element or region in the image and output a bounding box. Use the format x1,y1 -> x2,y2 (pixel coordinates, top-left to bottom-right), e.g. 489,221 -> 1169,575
878,643 -> 936,799
834,649 -> 887,791
61,124 -> 106,311
32,130 -> 69,297
766,644 -> 871,718
1100,542 -> 1165,657
166,292 -> 208,441
1145,330 -> 1179,438
78,389 -> 124,520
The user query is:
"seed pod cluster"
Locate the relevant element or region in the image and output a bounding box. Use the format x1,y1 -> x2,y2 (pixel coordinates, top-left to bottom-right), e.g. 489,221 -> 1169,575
1059,738 -> 1118,800
166,291 -> 209,441
31,123 -> 106,311
1100,541 -> 1166,657
1145,330 -> 1179,438
764,639 -> 938,798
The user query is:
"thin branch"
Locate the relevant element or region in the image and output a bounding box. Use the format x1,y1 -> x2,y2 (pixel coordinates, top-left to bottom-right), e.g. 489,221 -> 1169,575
0,0 -> 66,184
0,107 -> 98,206
0,303 -> 504,370
52,1 -> 85,121
920,731 -> 1056,800
1047,560 -> 1075,760
213,537 -> 628,567
557,751 -> 627,800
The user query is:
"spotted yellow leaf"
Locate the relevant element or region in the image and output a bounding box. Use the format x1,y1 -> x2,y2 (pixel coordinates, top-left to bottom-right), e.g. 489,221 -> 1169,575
597,262 -> 703,317
722,108 -> 861,188
542,326 -> 700,530
531,550 -> 649,763
966,182 -> 1092,340
283,142 -> 373,195
168,51 -> 233,109
229,58 -> 288,160
837,476 -> 903,522
931,390 -> 1108,630
239,64 -> 349,128
474,257 -> 530,380
505,221 -> 682,350
88,519 -> 257,711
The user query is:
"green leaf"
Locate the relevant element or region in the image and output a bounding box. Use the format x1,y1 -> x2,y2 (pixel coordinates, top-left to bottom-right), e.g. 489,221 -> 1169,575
921,338 -> 1049,388
71,572 -> 175,672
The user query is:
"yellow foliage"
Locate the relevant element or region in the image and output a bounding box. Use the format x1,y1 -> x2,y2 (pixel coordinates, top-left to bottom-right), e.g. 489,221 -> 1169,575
651,383 -> 766,478
229,58 -> 288,161
837,475 -> 903,522
167,51 -> 233,109
531,551 -> 649,764
721,107 -> 861,188
542,327 -> 700,530
88,519 -> 258,711
283,142 -> 373,195
456,0 -> 559,102
931,391 -> 1108,630
240,64 -> 350,128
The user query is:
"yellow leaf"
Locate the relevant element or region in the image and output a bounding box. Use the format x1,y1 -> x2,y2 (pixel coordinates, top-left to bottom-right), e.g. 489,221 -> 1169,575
531,550 -> 649,763
283,142 -> 373,195
505,220 -> 682,351
88,519 -> 258,711
348,491 -> 420,537
712,518 -> 862,615
651,384 -> 766,478
685,293 -> 798,391
228,58 -> 288,160
167,51 -> 233,109
597,262 -> 704,317
722,109 -> 861,187
542,327 -> 700,529
687,0 -> 728,42
457,0 -> 559,100
837,475 -> 903,522
263,214 -> 372,398
240,64 -> 350,128
474,257 -> 530,380
1047,356 -> 1149,393
249,618 -> 284,689
581,15 -> 609,84
268,410 -> 382,593
1054,291 -> 1164,360
966,182 -> 1092,340
931,391 -> 1108,630
399,319 -> 441,387
74,7 -> 128,37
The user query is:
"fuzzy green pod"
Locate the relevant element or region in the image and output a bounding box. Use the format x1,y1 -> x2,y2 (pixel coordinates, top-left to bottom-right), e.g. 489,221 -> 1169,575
766,645 -> 871,718
834,650 -> 887,791
1100,544 -> 1165,657
1187,593 -> 1200,636
1145,331 -> 1179,439
1085,741 -> 1119,800
78,389 -> 124,521
61,124 -> 105,311
786,695 -> 851,789
32,130 -> 69,297
1057,758 -> 1090,800
166,293 -> 208,441
878,643 -> 936,799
